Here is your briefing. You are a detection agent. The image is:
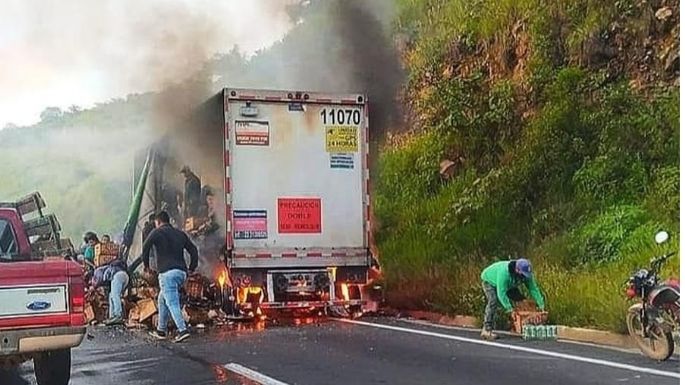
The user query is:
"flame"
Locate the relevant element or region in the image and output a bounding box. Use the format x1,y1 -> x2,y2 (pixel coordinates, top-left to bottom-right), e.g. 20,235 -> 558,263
341,283 -> 350,301
217,271 -> 227,289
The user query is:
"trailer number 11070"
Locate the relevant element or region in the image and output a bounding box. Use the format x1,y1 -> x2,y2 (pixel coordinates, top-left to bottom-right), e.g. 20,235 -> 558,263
320,108 -> 361,125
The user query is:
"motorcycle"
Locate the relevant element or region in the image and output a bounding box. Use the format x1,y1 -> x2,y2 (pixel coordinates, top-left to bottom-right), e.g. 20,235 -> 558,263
624,231 -> 679,361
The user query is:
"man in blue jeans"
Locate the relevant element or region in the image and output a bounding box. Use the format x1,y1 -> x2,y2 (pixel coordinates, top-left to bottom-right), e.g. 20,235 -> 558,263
142,211 -> 199,343
91,259 -> 129,325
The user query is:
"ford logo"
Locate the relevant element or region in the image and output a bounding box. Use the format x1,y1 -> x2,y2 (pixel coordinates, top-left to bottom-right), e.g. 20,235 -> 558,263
26,301 -> 52,311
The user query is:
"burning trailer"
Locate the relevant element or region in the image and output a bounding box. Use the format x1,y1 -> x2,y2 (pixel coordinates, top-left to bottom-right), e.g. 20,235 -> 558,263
86,87 -> 382,328
217,88 -> 381,316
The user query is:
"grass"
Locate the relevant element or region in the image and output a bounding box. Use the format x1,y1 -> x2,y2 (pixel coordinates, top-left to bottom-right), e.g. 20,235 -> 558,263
379,224 -> 680,332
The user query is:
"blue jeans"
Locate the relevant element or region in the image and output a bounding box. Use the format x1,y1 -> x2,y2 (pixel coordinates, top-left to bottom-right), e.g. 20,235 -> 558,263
158,269 -> 188,333
109,271 -> 129,319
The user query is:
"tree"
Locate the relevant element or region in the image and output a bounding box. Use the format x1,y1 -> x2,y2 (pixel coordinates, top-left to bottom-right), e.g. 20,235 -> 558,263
39,107 -> 63,122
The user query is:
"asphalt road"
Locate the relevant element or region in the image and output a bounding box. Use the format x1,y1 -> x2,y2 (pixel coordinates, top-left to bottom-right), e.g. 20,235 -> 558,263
1,317 -> 679,385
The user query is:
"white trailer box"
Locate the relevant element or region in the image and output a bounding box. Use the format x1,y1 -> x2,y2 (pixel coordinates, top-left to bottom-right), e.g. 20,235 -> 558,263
223,88 -> 372,309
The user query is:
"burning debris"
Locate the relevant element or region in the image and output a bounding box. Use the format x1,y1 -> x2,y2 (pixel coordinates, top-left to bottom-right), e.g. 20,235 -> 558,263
79,144 -> 248,333
84,268 -> 238,330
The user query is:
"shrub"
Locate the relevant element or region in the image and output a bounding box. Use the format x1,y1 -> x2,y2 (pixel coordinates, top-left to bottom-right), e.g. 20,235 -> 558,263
644,165 -> 679,227
572,154 -> 648,207
566,205 -> 647,266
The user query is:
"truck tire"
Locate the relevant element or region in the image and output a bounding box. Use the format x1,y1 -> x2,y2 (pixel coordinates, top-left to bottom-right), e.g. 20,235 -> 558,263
34,348 -> 71,385
349,305 -> 363,319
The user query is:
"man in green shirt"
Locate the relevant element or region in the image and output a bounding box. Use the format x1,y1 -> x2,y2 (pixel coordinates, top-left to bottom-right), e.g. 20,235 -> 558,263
480,258 -> 545,340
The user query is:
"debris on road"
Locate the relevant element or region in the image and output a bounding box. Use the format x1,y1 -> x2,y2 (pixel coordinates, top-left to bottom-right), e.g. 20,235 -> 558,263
85,287 -> 109,324
84,268 -> 237,331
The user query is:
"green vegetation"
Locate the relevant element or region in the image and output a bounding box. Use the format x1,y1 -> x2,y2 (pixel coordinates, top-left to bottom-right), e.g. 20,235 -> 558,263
0,125 -> 149,242
378,0 -> 679,332
0,86 -> 162,240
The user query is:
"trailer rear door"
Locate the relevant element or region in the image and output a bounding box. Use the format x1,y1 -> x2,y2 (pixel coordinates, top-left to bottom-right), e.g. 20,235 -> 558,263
223,89 -> 370,268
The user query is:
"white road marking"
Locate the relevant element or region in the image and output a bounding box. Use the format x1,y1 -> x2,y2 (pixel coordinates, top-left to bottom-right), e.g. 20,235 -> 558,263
400,318 -> 678,358
338,319 -> 680,379
559,337 -> 651,355
225,363 -> 291,385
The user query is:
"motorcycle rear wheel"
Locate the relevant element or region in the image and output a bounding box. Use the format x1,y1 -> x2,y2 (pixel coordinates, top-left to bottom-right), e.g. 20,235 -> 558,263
626,309 -> 674,361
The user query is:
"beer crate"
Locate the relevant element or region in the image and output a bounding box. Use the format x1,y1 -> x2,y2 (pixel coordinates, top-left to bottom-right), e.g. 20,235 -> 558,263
184,275 -> 205,300
511,310 -> 548,334
137,298 -> 158,322
94,242 -> 119,266
95,241 -> 119,256
84,304 -> 96,324
184,216 -> 207,231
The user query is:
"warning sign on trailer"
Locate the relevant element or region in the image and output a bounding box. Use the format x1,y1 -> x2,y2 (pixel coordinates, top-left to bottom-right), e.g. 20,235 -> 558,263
325,126 -> 358,153
235,120 -> 270,146
234,210 -> 268,239
278,198 -> 322,234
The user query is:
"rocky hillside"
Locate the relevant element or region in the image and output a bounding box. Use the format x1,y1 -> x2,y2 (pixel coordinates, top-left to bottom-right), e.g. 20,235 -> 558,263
376,0 -> 679,331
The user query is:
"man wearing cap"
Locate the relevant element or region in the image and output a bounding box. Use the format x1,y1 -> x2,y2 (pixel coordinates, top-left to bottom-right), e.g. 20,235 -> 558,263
480,258 -> 545,340
180,166 -> 201,219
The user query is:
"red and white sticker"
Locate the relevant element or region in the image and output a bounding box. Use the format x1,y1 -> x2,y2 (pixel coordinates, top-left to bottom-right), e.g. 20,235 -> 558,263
278,198 -> 321,234
233,210 -> 268,239
235,120 -> 269,146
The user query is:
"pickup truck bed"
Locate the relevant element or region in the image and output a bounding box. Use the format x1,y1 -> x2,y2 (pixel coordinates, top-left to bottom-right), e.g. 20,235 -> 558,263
0,192 -> 86,385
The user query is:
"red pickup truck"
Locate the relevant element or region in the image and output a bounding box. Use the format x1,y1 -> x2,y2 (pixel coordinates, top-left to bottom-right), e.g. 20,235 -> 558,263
0,192 -> 86,385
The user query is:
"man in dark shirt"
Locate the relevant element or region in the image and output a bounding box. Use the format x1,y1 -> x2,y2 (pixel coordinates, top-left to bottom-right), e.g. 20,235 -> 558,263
142,211 -> 199,343
180,166 -> 201,219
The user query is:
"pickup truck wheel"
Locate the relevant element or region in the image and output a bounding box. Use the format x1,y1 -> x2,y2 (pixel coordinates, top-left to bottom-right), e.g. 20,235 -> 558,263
34,348 -> 71,385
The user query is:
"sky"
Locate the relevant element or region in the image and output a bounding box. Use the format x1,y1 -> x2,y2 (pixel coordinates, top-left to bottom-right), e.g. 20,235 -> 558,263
0,0 -> 295,128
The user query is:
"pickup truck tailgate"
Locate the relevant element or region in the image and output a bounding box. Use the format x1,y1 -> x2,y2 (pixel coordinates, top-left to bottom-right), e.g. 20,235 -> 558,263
0,285 -> 68,317
0,260 -> 83,329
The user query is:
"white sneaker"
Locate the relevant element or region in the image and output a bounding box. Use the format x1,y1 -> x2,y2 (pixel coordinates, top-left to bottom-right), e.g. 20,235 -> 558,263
174,330 -> 191,343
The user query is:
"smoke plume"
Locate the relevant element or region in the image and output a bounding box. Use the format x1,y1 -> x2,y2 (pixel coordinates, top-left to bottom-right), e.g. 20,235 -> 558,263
146,0 -> 404,205
2,0 -> 404,275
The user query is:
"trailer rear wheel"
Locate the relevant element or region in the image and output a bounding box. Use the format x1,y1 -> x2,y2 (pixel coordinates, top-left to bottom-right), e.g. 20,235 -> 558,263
349,305 -> 363,319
